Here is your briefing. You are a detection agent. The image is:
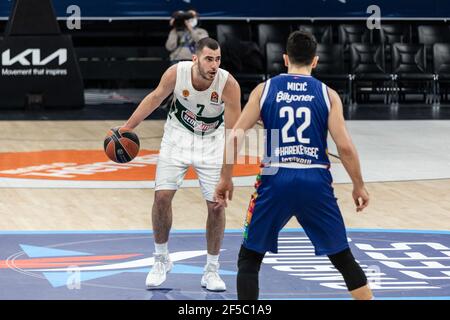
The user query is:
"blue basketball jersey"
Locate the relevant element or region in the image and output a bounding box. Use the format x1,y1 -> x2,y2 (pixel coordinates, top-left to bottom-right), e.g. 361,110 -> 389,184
260,73 -> 331,168
243,73 -> 349,256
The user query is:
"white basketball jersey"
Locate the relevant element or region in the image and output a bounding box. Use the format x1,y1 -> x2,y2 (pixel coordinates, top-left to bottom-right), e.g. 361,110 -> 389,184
166,61 -> 229,136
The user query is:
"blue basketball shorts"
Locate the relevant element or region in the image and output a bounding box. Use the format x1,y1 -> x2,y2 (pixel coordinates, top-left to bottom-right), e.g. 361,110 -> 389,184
242,167 -> 349,256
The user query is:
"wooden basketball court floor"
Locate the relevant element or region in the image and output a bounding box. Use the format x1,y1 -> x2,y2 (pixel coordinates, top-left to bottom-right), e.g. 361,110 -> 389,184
0,119 -> 448,232
0,118 -> 450,300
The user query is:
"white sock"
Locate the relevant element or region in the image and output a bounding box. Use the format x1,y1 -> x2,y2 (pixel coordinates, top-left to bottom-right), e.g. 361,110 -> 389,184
207,254 -> 219,265
154,242 -> 168,255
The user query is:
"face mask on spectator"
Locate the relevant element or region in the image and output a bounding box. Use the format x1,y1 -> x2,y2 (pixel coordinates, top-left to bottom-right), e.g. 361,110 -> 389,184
189,18 -> 198,28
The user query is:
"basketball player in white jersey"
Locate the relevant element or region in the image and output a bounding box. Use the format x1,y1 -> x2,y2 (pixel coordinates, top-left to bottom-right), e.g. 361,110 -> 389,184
123,37 -> 241,291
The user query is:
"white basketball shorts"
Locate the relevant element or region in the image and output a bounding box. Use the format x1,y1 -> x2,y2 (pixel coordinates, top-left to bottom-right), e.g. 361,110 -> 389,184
155,124 -> 225,202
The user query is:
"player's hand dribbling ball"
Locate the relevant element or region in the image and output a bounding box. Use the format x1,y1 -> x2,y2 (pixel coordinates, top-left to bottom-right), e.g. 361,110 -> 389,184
104,127 -> 140,163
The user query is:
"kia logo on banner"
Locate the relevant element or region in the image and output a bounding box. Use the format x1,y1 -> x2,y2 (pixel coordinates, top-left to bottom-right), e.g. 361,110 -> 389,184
0,0 -> 85,109
1,48 -> 69,77
2,49 -> 67,66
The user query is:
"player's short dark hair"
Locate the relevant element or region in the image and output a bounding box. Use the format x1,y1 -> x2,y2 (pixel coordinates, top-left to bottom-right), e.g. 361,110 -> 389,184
195,37 -> 220,54
286,31 -> 317,66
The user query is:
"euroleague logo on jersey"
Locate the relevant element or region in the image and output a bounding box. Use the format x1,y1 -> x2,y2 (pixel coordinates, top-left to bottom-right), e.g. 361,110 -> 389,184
0,150 -> 260,183
210,91 -> 219,104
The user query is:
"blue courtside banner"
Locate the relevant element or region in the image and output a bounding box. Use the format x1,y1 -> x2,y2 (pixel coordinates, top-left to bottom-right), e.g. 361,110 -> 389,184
0,0 -> 446,19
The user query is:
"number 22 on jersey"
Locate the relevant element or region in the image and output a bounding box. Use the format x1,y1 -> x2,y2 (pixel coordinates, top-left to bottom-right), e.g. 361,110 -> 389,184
279,106 -> 311,144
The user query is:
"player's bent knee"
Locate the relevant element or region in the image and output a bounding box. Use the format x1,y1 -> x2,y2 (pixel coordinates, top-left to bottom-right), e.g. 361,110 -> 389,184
328,248 -> 368,291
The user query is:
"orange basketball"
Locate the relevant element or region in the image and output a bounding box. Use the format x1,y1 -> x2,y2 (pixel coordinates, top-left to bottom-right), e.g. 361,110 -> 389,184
104,127 -> 140,163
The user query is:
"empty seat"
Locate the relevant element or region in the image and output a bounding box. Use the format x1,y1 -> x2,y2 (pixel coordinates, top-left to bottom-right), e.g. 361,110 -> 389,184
380,24 -> 411,44
418,25 -> 450,46
218,31 -> 266,104
216,23 -> 252,44
298,25 -> 333,44
391,43 -> 434,104
338,24 -> 372,73
338,24 -> 371,45
433,43 -> 450,77
313,44 -> 351,104
257,23 -> 291,56
350,43 -> 392,104
433,43 -> 450,102
314,44 -> 346,75
266,42 -> 286,77
378,24 -> 411,73
350,44 -> 387,75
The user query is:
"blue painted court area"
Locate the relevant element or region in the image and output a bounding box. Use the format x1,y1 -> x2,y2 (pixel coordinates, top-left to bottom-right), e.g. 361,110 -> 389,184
0,229 -> 449,300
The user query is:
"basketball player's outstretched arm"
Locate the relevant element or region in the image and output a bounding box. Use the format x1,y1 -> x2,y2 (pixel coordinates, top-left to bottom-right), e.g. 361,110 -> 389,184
123,65 -> 177,130
327,88 -> 369,212
214,83 -> 264,208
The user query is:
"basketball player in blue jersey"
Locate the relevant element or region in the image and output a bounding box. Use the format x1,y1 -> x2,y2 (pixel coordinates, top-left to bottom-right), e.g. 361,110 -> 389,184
214,31 -> 373,300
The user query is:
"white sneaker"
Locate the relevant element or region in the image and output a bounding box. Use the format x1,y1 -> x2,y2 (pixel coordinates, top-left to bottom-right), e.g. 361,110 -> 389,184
201,262 -> 226,292
146,254 -> 173,288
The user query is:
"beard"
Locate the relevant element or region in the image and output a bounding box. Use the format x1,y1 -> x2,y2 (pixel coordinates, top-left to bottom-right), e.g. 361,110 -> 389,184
197,64 -> 216,81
